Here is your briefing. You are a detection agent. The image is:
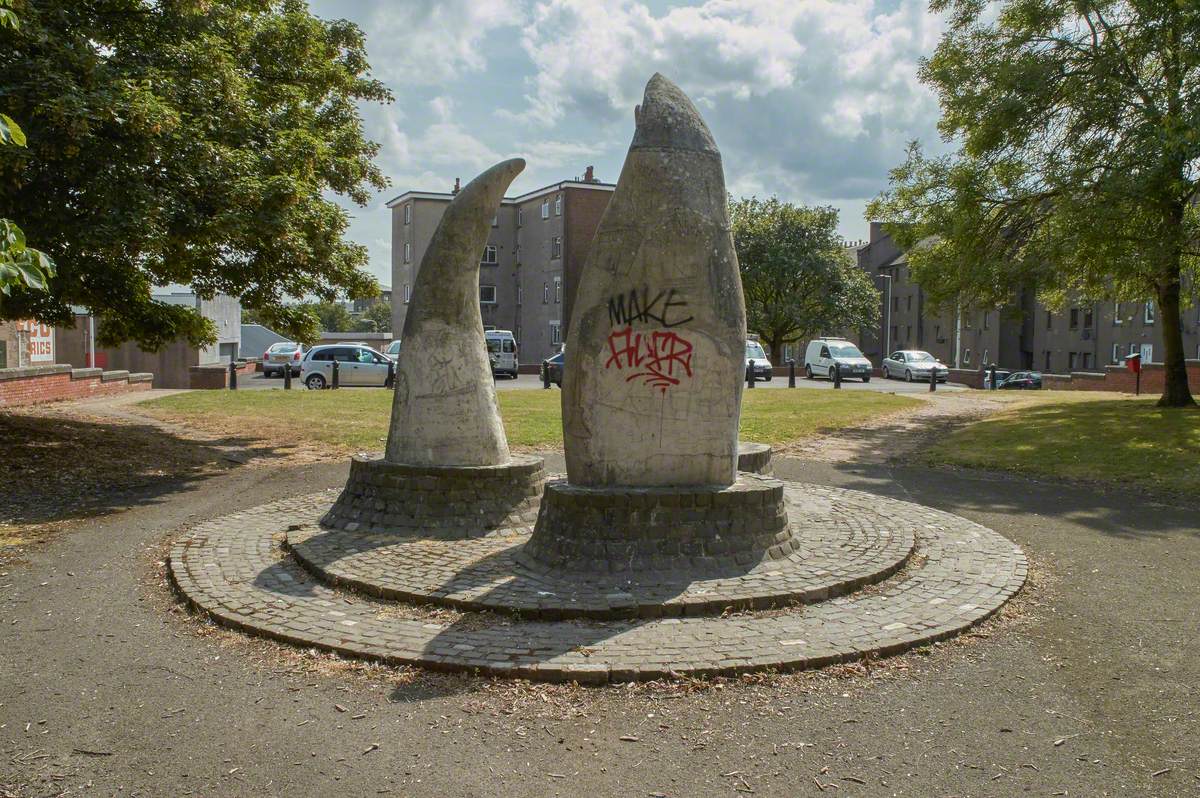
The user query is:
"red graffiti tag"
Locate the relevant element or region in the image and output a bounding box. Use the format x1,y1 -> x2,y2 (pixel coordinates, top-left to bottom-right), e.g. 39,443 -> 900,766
604,327 -> 694,393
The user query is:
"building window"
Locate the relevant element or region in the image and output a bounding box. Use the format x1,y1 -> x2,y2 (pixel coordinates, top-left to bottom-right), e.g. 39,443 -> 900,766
892,296 -> 899,312
481,245 -> 497,264
543,282 -> 549,304
1084,307 -> 1093,328
549,321 -> 561,345
1144,301 -> 1155,324
554,276 -> 562,304
480,285 -> 497,304
1112,343 -> 1121,363
517,208 -> 523,227
491,214 -> 498,227
982,349 -> 989,367
1068,352 -> 1077,370
515,325 -> 521,344
1081,352 -> 1092,369
1113,302 -> 1122,324
1069,308 -> 1079,330
404,204 -> 411,225
541,199 -> 549,219
983,311 -> 991,330
517,285 -> 523,305
1046,311 -> 1052,331
554,194 -> 562,216
963,348 -> 971,365
1141,344 -> 1154,363
906,295 -> 912,311
551,236 -> 562,259
404,284 -> 411,303
404,242 -> 411,263
1129,342 -> 1139,356
905,325 -> 911,340
934,324 -> 942,341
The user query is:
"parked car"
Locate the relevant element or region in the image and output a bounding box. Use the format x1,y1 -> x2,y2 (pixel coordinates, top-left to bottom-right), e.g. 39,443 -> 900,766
982,369 -> 1012,389
745,339 -> 773,381
300,344 -> 394,389
486,329 -> 519,378
999,371 -> 1042,390
804,338 -> 872,382
541,351 -> 564,387
881,350 -> 948,383
385,339 -> 402,358
262,341 -> 305,378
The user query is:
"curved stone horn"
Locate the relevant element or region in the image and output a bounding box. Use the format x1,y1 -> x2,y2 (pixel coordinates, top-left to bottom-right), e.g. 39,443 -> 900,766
385,158 -> 525,467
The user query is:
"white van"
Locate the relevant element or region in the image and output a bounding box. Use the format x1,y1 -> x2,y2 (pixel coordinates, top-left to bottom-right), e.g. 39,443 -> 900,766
745,339 -> 773,381
804,337 -> 873,382
485,329 -> 519,378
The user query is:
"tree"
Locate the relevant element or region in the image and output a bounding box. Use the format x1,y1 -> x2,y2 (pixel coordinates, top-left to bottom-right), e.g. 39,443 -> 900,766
361,300 -> 392,333
308,300 -> 352,333
0,0 -> 390,350
868,0 -> 1198,407
0,0 -> 54,299
730,197 -> 880,363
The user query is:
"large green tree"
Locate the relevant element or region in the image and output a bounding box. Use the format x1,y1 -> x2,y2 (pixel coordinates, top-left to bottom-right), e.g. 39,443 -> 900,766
869,0 -> 1199,407
731,197 -> 880,363
0,0 -> 390,349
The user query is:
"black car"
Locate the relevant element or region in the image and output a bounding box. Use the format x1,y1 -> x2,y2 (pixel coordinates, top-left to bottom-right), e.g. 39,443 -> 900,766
541,352 -> 564,387
999,371 -> 1042,390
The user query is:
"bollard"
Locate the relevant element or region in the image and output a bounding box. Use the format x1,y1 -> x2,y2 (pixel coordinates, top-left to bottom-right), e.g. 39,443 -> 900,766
283,363 -> 292,390
229,360 -> 237,390
746,363 -> 755,388
833,363 -> 842,389
386,360 -> 395,389
988,364 -> 997,390
542,362 -> 551,389
787,358 -> 796,388
331,359 -> 340,389
929,367 -> 936,392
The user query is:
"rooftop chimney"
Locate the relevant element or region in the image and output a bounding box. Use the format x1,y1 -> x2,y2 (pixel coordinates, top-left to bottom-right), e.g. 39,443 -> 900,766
452,177 -> 461,194
583,165 -> 595,182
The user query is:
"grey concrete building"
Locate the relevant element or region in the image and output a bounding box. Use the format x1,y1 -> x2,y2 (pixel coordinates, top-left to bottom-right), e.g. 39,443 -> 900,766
856,223 -> 1200,372
387,167 -> 614,365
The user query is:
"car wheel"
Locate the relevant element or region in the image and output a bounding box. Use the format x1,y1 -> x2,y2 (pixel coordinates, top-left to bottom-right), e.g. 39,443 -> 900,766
862,375 -> 871,383
305,373 -> 326,390
905,369 -> 913,382
882,366 -> 889,379
828,367 -> 836,381
763,373 -> 772,382
804,365 -> 813,380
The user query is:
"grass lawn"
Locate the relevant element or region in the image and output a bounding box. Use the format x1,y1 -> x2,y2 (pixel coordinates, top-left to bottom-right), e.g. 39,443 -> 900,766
140,387 -> 920,454
923,394 -> 1200,496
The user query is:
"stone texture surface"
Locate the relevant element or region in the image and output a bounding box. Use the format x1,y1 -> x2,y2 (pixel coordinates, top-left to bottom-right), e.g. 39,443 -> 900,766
562,74 -> 746,487
169,481 -> 1027,683
385,159 -> 524,467
320,454 -> 546,539
289,483 -> 915,619
520,474 -> 794,575
737,441 -> 772,475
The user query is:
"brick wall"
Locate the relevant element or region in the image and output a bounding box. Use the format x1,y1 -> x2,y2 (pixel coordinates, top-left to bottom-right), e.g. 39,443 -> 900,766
1041,360 -> 1200,394
0,365 -> 153,408
188,361 -> 257,389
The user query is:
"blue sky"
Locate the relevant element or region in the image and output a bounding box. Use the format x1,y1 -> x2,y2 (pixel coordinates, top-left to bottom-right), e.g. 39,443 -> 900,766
307,0 -> 950,287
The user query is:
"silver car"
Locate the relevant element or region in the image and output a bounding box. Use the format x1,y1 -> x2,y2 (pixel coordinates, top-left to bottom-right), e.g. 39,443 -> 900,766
262,341 -> 305,378
301,344 -> 394,389
881,350 -> 949,382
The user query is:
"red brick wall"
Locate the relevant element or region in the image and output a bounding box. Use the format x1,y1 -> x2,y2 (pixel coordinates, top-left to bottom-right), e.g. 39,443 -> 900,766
188,361 -> 256,389
0,367 -> 153,408
1041,361 -> 1200,394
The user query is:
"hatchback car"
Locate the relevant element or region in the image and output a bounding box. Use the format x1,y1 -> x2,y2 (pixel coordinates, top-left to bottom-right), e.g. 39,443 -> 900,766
881,350 -> 948,382
385,339 -> 401,358
999,371 -> 1042,390
262,341 -> 305,378
805,338 -> 872,382
541,351 -> 564,387
745,340 -> 773,381
301,344 -> 394,389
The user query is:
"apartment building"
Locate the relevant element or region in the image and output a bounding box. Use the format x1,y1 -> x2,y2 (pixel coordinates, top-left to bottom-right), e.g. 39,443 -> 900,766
388,167 -> 614,365
856,223 -> 1200,372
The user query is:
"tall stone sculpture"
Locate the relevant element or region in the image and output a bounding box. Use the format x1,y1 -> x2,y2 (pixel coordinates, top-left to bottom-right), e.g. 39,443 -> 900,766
562,73 -> 747,487
522,75 -> 795,575
322,159 -> 546,538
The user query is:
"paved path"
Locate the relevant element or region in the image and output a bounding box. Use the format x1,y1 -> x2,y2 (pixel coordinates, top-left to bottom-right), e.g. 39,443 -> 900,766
2,446 -> 1196,796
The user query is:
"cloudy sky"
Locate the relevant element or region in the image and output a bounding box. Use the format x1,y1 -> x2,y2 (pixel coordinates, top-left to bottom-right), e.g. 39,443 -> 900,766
307,0 -> 951,287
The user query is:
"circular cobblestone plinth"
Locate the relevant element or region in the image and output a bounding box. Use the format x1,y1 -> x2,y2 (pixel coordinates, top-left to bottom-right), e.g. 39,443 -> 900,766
519,474 -> 794,576
286,482 -> 915,619
168,482 -> 1027,683
736,442 -> 772,475
321,453 -> 545,539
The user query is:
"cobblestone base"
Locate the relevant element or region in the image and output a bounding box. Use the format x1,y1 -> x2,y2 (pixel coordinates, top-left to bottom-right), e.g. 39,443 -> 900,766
520,474 -> 795,576
287,483 -> 914,619
168,482 -> 1027,683
320,454 -> 545,539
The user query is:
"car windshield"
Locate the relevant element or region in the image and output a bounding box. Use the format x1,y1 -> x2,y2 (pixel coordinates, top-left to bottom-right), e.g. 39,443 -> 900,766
386,341 -> 401,354
745,342 -> 766,359
906,351 -> 934,362
486,339 -> 503,353
829,344 -> 863,358
268,342 -> 299,353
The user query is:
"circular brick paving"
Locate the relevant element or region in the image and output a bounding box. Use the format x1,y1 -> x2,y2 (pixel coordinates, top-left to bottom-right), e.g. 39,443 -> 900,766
168,481 -> 1026,682
288,484 -> 915,619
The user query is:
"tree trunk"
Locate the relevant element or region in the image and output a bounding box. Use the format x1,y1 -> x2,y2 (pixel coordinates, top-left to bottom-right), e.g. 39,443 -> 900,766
1155,271 -> 1195,407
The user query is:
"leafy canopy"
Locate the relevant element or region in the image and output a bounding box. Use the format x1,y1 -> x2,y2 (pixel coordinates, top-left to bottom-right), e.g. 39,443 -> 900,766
731,197 -> 880,360
0,0 -> 391,348
868,0 -> 1198,405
